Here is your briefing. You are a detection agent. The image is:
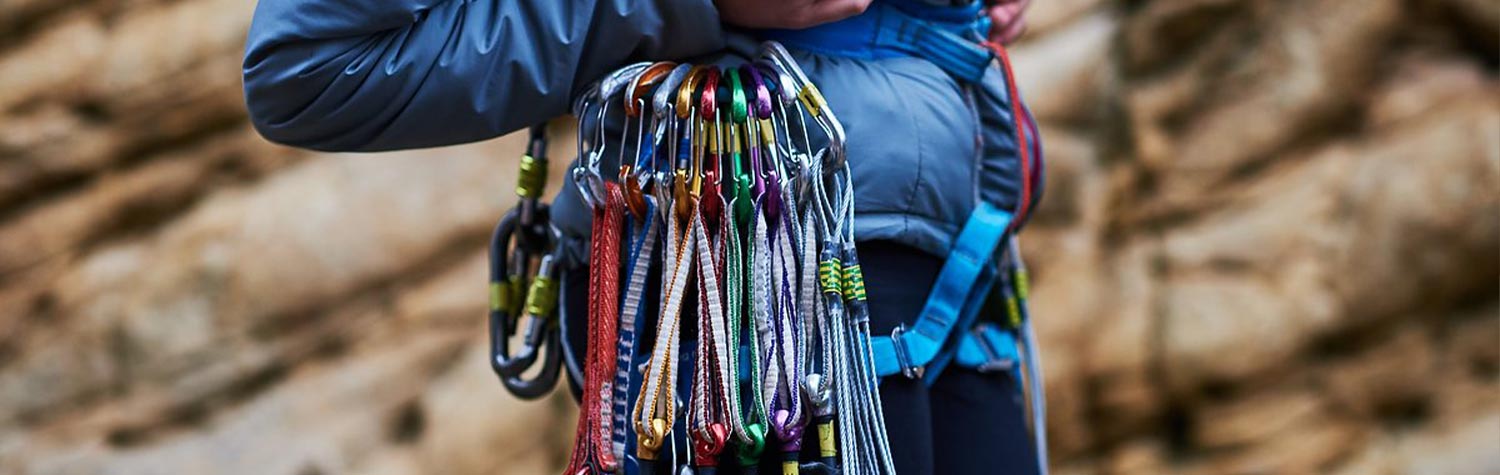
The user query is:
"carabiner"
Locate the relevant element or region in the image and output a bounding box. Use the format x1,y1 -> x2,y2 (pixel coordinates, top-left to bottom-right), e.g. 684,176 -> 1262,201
575,62 -> 653,209
486,207 -> 564,400
627,62 -> 678,117
761,42 -> 846,170
742,64 -> 780,222
486,124 -> 566,400
623,97 -> 652,219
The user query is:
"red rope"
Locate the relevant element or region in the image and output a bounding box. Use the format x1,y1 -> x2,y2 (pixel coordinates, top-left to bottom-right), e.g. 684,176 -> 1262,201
983,41 -> 1035,229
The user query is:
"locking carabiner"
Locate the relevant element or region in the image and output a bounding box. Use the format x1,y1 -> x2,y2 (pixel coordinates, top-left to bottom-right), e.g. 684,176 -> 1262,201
487,125 -> 565,400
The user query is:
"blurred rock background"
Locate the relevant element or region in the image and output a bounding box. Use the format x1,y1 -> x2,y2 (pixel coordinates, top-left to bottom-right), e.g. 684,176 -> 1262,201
0,0 -> 1494,473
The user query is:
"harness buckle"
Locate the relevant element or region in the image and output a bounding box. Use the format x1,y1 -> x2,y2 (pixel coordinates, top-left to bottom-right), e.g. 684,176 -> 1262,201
972,327 -> 1015,374
890,325 -> 925,380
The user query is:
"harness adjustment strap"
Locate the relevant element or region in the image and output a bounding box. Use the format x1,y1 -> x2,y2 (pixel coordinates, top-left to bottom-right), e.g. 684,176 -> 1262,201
870,202 -> 1012,379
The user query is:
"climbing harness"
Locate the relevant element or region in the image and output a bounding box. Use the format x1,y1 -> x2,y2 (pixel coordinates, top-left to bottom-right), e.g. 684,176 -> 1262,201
488,1 -> 1051,469
766,2 -> 1051,472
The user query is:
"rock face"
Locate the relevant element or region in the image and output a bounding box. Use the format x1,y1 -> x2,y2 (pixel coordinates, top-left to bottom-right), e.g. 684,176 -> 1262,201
0,1 -> 1494,474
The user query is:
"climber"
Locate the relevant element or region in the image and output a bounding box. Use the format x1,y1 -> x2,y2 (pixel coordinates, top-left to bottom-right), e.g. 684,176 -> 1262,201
241,0 -> 1044,474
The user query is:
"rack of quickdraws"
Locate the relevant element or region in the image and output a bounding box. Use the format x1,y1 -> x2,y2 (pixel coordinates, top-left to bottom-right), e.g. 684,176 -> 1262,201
487,42 -> 909,475
556,42 -> 895,475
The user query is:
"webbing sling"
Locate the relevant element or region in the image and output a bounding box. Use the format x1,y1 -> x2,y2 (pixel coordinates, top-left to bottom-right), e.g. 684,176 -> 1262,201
634,203 -> 695,475
565,182 -> 625,474
688,199 -> 731,473
613,197 -> 660,467
767,187 -> 808,473
869,202 -> 1012,378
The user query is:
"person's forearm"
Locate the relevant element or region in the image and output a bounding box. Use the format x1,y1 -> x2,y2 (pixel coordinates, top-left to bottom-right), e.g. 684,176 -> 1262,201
243,0 -> 726,152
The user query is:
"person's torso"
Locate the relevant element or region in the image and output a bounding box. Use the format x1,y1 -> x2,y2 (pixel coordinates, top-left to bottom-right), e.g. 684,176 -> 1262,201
553,4 -> 1035,264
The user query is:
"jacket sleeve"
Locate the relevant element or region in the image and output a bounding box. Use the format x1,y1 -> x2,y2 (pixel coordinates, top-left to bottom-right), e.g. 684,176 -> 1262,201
242,0 -> 725,152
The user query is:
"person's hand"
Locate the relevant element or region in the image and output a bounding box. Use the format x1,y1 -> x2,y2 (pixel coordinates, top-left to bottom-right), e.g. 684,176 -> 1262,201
716,0 -> 873,30
984,0 -> 1032,45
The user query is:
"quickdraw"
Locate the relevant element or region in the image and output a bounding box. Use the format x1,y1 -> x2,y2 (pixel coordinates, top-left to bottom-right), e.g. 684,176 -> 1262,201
686,66 -> 734,475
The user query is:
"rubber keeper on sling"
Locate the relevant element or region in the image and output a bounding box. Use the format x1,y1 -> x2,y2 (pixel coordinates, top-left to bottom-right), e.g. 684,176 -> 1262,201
738,422 -> 767,470
782,453 -> 800,475
638,417 -> 670,460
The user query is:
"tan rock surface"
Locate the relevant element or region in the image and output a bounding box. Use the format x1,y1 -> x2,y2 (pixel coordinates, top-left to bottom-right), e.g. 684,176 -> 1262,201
0,0 -> 1494,474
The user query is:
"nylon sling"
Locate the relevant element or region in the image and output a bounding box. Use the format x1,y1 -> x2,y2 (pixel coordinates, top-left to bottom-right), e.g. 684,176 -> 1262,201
565,182 -> 626,474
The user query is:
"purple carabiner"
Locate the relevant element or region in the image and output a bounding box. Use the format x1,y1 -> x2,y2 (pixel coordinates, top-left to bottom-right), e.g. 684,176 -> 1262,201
755,61 -> 795,106
740,64 -> 773,120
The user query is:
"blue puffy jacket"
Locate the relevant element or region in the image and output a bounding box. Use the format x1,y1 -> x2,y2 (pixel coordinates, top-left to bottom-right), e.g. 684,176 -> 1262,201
243,0 -> 1038,260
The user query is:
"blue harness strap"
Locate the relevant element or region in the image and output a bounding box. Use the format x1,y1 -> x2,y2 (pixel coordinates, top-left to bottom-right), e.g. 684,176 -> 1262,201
920,261 -> 997,385
869,202 -> 1012,378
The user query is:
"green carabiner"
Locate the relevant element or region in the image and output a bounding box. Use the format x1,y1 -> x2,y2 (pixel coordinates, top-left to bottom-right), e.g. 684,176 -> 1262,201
730,68 -> 749,124
728,69 -> 755,224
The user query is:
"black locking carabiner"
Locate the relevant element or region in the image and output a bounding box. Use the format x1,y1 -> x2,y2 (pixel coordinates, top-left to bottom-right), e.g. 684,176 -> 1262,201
486,124 -> 565,400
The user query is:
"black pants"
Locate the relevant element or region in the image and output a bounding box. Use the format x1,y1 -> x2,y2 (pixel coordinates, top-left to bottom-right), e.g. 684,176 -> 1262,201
562,241 -> 1040,475
861,241 -> 1040,475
